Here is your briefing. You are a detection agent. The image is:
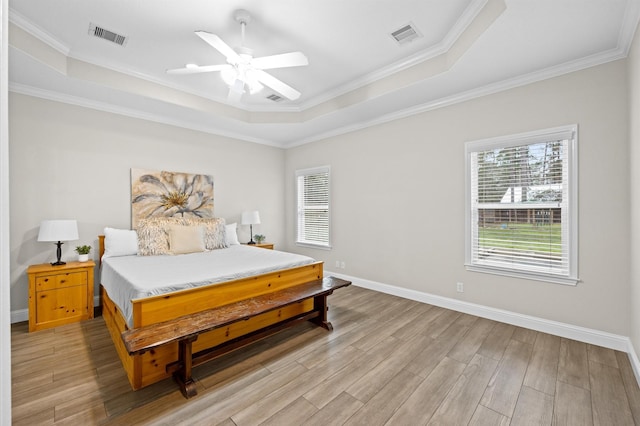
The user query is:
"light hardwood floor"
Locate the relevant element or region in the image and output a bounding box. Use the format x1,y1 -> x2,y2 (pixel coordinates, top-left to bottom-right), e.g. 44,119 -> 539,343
11,285 -> 640,425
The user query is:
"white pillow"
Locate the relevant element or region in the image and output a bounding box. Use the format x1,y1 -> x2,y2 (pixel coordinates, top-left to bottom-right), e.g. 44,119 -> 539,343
167,225 -> 206,255
225,223 -> 240,245
103,227 -> 138,257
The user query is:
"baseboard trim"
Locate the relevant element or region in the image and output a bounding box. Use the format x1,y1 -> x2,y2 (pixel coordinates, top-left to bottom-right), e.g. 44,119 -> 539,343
327,270 -> 640,385
10,308 -> 27,324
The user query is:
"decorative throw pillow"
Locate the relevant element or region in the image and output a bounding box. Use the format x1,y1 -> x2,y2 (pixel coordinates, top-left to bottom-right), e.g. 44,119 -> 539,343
136,216 -> 228,255
184,217 -> 228,250
103,227 -> 138,257
226,223 -> 240,245
167,224 -> 206,254
136,217 -> 181,255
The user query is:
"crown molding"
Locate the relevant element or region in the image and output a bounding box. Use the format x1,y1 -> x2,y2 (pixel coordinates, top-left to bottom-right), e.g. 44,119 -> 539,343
9,8 -> 69,56
9,82 -> 281,148
619,0 -> 640,55
286,46 -> 627,148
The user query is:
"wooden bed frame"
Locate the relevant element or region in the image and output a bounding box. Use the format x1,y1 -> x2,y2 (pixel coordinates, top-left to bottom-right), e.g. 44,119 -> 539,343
98,235 -> 324,390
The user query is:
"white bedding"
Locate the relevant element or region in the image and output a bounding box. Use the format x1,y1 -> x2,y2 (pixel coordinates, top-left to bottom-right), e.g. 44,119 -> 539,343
101,245 -> 316,327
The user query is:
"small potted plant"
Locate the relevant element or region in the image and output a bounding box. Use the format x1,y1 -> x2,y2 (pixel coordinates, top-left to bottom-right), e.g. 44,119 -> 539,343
75,245 -> 91,262
254,234 -> 266,244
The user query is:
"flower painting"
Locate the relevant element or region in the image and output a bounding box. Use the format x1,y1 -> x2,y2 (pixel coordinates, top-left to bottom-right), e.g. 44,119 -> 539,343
131,168 -> 214,228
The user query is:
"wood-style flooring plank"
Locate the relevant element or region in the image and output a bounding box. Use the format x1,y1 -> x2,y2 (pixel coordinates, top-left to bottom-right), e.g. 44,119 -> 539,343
303,336 -> 398,409
304,392 -> 364,426
511,386 -> 554,426
346,334 -> 432,402
616,350 -> 640,425
259,396 -> 318,426
589,359 -> 635,425
387,356 -> 466,425
427,354 -> 499,425
477,322 -> 515,361
447,317 -> 496,364
588,344 -> 619,368
231,347 -> 363,426
523,332 -> 561,396
553,380 -> 593,426
344,368 -> 423,425
512,326 -> 538,345
468,405 -> 511,426
558,338 -> 590,390
480,338 -> 533,417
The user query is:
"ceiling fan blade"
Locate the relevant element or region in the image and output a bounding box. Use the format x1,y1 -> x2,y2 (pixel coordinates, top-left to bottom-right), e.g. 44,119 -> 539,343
195,31 -> 241,62
166,64 -> 231,75
251,52 -> 309,70
253,69 -> 301,101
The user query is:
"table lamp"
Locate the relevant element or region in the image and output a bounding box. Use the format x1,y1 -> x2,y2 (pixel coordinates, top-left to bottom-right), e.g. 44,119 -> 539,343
241,211 -> 260,245
37,219 -> 79,265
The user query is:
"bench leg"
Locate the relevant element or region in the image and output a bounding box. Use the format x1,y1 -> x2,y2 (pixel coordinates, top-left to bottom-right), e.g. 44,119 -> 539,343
312,294 -> 333,331
174,336 -> 198,398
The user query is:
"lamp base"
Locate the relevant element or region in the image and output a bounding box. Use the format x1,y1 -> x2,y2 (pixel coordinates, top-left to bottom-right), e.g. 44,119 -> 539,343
247,224 -> 256,244
52,241 -> 65,266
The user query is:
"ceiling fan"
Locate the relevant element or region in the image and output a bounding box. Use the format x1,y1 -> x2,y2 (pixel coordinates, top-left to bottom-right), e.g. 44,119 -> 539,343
167,9 -> 308,102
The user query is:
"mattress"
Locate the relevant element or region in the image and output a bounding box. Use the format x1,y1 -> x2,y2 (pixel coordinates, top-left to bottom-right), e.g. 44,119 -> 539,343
100,245 -> 316,327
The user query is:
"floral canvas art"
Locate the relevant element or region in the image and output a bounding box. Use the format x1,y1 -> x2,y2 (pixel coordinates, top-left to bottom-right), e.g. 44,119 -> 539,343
131,168 -> 214,228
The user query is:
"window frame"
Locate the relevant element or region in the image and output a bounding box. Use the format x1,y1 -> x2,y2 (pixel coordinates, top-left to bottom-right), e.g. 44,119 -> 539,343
295,166 -> 332,250
464,125 -> 579,285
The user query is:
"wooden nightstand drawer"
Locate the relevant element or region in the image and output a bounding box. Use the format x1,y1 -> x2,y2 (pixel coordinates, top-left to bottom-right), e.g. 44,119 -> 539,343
28,261 -> 95,332
36,271 -> 87,291
36,285 -> 88,324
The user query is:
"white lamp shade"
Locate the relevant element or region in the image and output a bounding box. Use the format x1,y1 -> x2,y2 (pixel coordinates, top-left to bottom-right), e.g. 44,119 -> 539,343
241,211 -> 261,225
37,220 -> 79,242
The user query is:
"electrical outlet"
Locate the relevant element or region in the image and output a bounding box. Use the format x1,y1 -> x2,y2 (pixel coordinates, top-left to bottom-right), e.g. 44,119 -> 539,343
456,282 -> 464,293
335,260 -> 340,268
341,261 -> 346,269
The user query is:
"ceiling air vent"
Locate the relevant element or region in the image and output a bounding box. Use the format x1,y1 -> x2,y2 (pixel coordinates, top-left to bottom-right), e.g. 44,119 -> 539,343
390,22 -> 422,45
266,94 -> 284,102
88,23 -> 127,46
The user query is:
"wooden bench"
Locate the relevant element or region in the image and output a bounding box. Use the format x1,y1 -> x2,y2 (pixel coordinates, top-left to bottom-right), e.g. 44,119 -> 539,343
121,276 -> 351,398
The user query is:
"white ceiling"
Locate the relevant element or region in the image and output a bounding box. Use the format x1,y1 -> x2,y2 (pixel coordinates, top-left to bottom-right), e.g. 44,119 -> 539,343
8,0 -> 640,148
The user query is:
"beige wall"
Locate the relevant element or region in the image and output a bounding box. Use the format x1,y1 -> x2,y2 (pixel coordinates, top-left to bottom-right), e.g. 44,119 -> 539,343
285,59 -> 631,335
630,24 -> 640,358
8,56 -> 635,340
9,93 -> 285,312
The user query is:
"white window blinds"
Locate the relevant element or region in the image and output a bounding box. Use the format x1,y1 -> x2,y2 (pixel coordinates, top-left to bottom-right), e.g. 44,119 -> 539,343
465,126 -> 578,285
296,166 -> 330,248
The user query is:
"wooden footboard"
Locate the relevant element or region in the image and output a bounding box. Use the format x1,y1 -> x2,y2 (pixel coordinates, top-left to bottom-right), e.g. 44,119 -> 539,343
99,236 -> 323,390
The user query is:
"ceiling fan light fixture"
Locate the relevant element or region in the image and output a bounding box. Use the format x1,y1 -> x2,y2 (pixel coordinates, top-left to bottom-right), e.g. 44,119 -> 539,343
220,67 -> 237,86
221,65 -> 264,95
245,70 -> 264,94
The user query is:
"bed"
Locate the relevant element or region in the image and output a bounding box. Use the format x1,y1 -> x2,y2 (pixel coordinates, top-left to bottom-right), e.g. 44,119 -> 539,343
98,219 -> 323,390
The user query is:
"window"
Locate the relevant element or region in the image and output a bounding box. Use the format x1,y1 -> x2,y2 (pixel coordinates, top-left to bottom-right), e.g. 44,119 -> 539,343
296,166 -> 331,249
465,125 -> 578,285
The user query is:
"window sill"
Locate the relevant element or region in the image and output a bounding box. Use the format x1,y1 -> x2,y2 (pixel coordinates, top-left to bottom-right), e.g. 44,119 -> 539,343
295,242 -> 332,251
465,264 -> 579,286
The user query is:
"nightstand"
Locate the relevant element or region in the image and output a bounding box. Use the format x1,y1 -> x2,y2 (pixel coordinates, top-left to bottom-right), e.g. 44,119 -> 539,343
244,243 -> 274,250
27,260 -> 95,332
